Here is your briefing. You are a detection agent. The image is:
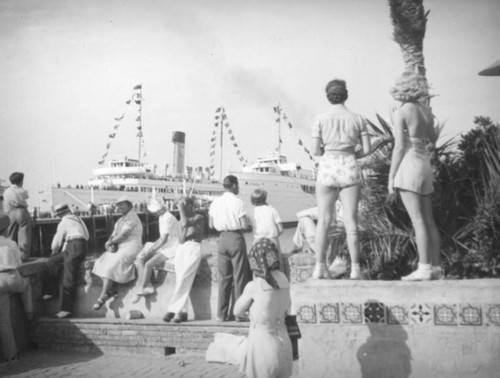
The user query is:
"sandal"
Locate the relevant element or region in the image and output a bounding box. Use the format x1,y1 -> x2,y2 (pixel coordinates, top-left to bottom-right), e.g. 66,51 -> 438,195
92,298 -> 106,311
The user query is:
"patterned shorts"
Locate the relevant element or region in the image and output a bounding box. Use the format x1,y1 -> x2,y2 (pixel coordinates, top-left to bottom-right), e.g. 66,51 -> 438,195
317,153 -> 361,188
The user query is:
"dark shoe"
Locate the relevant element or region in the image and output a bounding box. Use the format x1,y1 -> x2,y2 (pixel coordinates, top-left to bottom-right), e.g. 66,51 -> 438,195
163,312 -> 175,323
92,298 -> 105,311
235,316 -> 249,322
174,312 -> 188,323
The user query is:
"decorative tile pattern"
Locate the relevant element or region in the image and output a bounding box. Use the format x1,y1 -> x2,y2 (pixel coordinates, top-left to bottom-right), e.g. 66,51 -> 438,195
484,304 -> 500,326
410,304 -> 433,324
434,304 -> 457,326
296,304 -> 316,323
364,302 -> 385,323
341,303 -> 363,323
318,303 -> 340,323
459,304 -> 482,326
387,305 -> 409,325
296,268 -> 312,283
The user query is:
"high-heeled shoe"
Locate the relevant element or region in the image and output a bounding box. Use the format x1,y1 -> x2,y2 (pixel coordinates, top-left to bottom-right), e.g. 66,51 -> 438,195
312,263 -> 330,279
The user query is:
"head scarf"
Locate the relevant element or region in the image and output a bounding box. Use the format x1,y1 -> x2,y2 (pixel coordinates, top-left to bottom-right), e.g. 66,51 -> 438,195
248,237 -> 281,289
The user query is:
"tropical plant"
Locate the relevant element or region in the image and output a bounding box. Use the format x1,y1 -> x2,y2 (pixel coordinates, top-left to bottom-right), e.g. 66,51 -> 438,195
353,115 -> 500,279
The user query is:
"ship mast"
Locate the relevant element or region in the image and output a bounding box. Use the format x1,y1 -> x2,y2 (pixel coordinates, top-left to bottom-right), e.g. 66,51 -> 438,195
135,84 -> 143,163
277,104 -> 281,158
220,107 -> 224,181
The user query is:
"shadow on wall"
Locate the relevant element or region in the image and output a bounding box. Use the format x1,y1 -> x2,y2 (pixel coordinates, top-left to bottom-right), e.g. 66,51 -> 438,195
357,301 -> 412,378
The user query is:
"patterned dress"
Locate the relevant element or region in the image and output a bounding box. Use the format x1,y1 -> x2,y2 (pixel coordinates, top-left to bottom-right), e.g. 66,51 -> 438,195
92,211 -> 143,283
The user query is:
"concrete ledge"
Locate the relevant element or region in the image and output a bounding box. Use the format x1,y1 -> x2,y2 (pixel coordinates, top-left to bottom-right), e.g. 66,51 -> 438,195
291,278 -> 500,378
32,318 -> 248,355
38,253 -> 219,321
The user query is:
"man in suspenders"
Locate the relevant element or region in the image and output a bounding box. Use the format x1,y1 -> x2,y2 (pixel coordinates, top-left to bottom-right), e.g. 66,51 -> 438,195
42,203 -> 89,318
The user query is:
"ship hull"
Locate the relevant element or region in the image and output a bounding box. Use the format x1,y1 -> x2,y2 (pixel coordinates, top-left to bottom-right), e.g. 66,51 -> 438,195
51,173 -> 316,224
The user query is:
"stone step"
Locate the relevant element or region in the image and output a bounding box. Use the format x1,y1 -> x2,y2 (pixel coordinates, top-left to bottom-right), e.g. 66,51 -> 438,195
32,318 -> 249,356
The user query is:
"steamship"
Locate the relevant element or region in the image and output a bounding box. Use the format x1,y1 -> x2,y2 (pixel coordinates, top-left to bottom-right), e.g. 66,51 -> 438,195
50,131 -> 317,224
50,87 -> 317,223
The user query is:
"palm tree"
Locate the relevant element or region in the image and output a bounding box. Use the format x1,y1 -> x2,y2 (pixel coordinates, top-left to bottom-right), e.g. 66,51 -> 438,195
388,0 -> 429,76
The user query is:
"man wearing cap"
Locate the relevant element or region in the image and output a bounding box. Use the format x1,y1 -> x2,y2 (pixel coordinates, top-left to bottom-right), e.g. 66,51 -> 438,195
209,175 -> 252,322
92,195 -> 143,310
134,199 -> 180,298
0,213 -> 33,363
41,203 -> 89,319
2,172 -> 32,261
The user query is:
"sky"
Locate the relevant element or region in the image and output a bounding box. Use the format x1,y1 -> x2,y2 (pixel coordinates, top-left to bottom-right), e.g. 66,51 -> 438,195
1,0 -> 499,209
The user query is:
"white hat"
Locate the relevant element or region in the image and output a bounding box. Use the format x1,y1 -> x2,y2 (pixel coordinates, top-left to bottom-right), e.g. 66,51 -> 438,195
54,203 -> 71,217
116,194 -> 133,205
147,199 -> 165,213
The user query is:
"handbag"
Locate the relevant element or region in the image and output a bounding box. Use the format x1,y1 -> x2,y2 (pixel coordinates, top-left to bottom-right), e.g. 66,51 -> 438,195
285,314 -> 301,360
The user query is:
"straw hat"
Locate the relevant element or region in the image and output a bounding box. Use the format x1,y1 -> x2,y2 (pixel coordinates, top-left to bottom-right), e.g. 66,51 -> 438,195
0,213 -> 10,232
54,203 -> 71,217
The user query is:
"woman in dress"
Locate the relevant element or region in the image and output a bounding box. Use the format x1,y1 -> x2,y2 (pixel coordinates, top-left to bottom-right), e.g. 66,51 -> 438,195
206,237 -> 293,378
311,79 -> 371,279
235,237 -> 293,378
388,72 -> 441,281
92,195 -> 143,309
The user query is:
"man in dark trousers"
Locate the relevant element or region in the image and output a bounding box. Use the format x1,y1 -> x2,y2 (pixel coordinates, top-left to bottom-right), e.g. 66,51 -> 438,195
42,203 -> 89,318
209,175 -> 251,321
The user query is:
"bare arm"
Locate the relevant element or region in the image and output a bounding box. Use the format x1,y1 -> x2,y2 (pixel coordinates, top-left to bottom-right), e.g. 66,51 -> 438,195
149,234 -> 169,252
233,283 -> 254,318
388,109 -> 407,193
355,121 -> 372,158
239,214 -> 251,231
277,222 -> 284,236
312,137 -> 324,156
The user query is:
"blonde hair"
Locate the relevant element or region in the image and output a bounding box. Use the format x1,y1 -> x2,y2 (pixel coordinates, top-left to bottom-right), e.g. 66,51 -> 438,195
390,72 -> 431,103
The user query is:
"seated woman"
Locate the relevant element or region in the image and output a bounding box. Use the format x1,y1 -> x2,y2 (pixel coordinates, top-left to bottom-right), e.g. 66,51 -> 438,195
134,199 -> 180,298
92,195 -> 143,310
0,213 -> 33,364
206,238 -> 293,378
163,196 -> 204,323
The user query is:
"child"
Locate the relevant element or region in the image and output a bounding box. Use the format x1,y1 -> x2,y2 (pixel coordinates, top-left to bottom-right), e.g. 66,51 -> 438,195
250,188 -> 286,275
251,189 -> 284,249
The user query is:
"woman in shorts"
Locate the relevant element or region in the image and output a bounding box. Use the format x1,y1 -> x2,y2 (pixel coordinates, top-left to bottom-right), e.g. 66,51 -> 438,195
311,79 -> 371,279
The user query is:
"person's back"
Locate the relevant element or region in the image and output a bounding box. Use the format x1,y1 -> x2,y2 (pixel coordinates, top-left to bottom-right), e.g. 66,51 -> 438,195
399,102 -> 437,143
248,273 -> 290,326
254,204 -> 281,240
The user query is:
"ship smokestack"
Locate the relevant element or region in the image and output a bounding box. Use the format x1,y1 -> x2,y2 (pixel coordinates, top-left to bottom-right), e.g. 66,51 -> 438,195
172,131 -> 185,177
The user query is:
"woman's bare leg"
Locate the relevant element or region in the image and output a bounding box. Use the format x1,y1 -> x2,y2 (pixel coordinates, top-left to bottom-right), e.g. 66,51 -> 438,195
313,182 -> 338,278
400,191 -> 433,280
339,184 -> 361,265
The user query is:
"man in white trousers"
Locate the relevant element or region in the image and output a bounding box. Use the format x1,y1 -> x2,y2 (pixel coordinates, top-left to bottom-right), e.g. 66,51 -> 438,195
163,196 -> 204,323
